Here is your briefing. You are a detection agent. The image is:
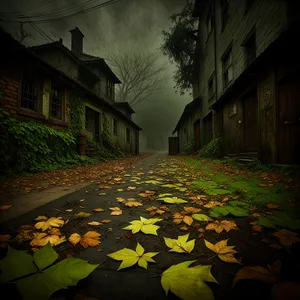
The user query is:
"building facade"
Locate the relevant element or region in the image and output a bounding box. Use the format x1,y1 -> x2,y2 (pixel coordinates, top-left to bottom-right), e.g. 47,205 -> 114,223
174,0 -> 300,164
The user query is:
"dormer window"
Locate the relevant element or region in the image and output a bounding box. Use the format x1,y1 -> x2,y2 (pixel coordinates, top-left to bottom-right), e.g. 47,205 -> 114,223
106,79 -> 113,98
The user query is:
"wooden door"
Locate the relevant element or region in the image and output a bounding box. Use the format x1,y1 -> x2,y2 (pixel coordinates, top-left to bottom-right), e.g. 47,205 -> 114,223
243,91 -> 258,151
194,120 -> 201,150
169,137 -> 179,155
278,75 -> 300,164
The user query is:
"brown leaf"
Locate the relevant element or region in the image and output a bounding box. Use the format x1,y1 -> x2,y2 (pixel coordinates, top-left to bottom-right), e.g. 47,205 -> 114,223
180,225 -> 189,231
252,225 -> 262,232
232,260 -> 281,286
273,230 -> 300,247
125,233 -> 133,239
124,201 -> 143,207
199,233 -> 205,238
266,204 -> 279,209
69,231 -> 101,248
183,206 -> 201,214
173,212 -> 193,226
251,213 -> 260,218
116,197 -> 126,203
146,206 -> 169,216
0,205 -> 12,210
206,220 -> 238,233
75,212 -> 92,218
65,209 -> 73,212
205,239 -> 239,263
198,228 -> 205,233
107,228 -> 113,232
88,221 -> 103,226
204,201 -> 224,209
101,219 -> 112,223
93,208 -> 104,212
259,183 -> 267,187
109,207 -> 122,215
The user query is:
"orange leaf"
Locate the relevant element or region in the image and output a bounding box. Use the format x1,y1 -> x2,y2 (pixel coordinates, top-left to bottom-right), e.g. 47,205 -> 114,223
109,207 -> 122,215
0,205 -> 12,210
180,225 -> 189,231
266,204 -> 279,209
101,219 -> 112,223
252,225 -> 262,232
69,231 -> 101,248
93,208 -> 104,212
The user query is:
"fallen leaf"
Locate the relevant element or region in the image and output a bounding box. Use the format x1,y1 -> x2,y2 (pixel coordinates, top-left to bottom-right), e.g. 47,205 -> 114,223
0,205 -> 12,210
183,206 -> 201,214
164,234 -> 195,253
79,206 -> 85,209
107,228 -> 113,232
65,209 -> 73,212
192,214 -> 212,221
48,228 -> 62,235
117,189 -> 124,192
30,232 -> 66,247
99,192 -> 106,196
107,243 -> 158,270
34,216 -> 48,221
273,230 -> 300,247
88,221 -> 103,226
93,208 -> 104,213
204,201 -> 224,209
252,213 -> 260,218
198,228 -> 205,233
123,216 -> 162,235
204,239 -> 240,263
0,234 -> 11,248
205,220 -> 238,233
232,260 -> 281,286
158,197 -> 188,204
79,199 -> 85,202
223,197 -> 230,202
75,212 -> 92,218
109,207 -> 123,216
146,206 -> 169,216
173,213 -> 193,226
99,184 -> 111,189
161,261 -> 217,300
266,204 -> 279,209
101,219 -> 112,224
127,186 -> 136,190
259,183 -> 267,187
125,233 -> 133,239
114,177 -> 122,181
97,248 -> 103,252
124,201 -> 143,207
252,225 -> 262,232
116,197 -> 126,203
180,225 -> 189,231
69,231 -> 101,248
35,217 -> 64,231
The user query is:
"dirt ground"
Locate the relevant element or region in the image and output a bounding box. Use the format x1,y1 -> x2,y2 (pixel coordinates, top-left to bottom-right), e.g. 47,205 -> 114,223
0,153 -> 300,300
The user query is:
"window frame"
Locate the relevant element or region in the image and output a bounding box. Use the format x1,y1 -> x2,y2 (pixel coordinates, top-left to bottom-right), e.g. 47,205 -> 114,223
126,127 -> 131,143
106,78 -> 113,99
50,84 -> 64,120
221,0 -> 229,30
221,45 -> 233,89
20,77 -> 39,112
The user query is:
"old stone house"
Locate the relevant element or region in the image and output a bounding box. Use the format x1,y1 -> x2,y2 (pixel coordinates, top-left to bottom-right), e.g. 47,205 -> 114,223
0,27 -> 141,155
173,0 -> 300,164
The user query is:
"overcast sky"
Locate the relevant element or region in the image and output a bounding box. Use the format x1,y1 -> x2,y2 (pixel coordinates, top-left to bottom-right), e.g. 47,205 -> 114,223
0,0 -> 191,150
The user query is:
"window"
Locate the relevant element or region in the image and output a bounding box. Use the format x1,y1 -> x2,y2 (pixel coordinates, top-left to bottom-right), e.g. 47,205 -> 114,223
126,127 -> 131,143
221,0 -> 229,29
228,103 -> 237,117
245,0 -> 254,13
106,79 -> 113,98
85,106 -> 93,131
208,73 -> 215,101
113,118 -> 118,135
244,32 -> 256,68
51,86 -> 63,119
222,47 -> 233,88
21,78 -> 38,111
206,10 -> 213,38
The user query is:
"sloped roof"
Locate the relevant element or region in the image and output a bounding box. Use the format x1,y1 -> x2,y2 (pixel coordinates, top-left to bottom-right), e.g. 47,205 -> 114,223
114,102 -> 135,114
172,97 -> 202,134
1,28 -> 141,131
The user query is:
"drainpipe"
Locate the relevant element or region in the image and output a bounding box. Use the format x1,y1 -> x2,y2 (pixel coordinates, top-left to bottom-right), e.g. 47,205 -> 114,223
212,0 -> 218,138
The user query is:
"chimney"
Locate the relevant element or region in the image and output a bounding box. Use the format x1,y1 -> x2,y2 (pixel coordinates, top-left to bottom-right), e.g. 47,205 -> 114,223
69,27 -> 84,55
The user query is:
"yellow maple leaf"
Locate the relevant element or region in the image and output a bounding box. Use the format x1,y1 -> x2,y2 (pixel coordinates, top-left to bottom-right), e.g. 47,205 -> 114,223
146,206 -> 169,217
205,220 -> 238,233
93,208 -> 104,212
204,239 -> 240,263
34,216 -> 48,221
164,234 -> 195,253
88,221 -> 103,226
116,197 -> 126,203
101,219 -> 112,223
109,207 -> 123,215
273,229 -> 300,247
123,216 -> 162,235
35,217 -> 64,231
65,209 -> 73,212
124,201 -> 143,207
75,212 -> 92,218
173,212 -> 193,226
69,231 -> 101,248
30,232 -> 66,247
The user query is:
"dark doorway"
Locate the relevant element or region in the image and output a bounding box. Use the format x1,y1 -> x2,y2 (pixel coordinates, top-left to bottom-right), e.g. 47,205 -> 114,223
203,113 -> 213,146
278,75 -> 300,164
243,90 -> 258,151
135,131 -> 139,155
194,119 -> 201,151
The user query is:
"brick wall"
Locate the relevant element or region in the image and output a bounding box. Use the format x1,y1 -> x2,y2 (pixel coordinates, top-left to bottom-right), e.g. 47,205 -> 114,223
0,68 -> 20,115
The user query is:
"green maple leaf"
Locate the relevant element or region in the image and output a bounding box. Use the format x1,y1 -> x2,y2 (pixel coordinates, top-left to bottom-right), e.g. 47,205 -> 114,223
158,197 -> 188,204
107,242 -> 158,271
192,214 -> 212,221
123,216 -> 162,235
0,243 -> 98,300
164,234 -> 195,253
161,260 -> 218,300
158,193 -> 173,197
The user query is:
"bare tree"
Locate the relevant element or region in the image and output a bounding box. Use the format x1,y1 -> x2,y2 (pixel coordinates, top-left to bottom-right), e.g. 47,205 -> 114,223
107,51 -> 166,107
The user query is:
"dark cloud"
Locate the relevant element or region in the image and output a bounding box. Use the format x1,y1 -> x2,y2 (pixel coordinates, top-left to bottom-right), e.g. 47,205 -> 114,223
0,0 -> 190,151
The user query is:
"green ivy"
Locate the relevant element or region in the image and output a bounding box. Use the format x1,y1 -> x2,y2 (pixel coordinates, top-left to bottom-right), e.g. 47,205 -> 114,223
199,138 -> 224,158
68,91 -> 85,137
0,107 -> 95,176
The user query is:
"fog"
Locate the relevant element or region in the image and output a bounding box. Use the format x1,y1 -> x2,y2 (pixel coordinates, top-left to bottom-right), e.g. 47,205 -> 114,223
0,0 -> 191,152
